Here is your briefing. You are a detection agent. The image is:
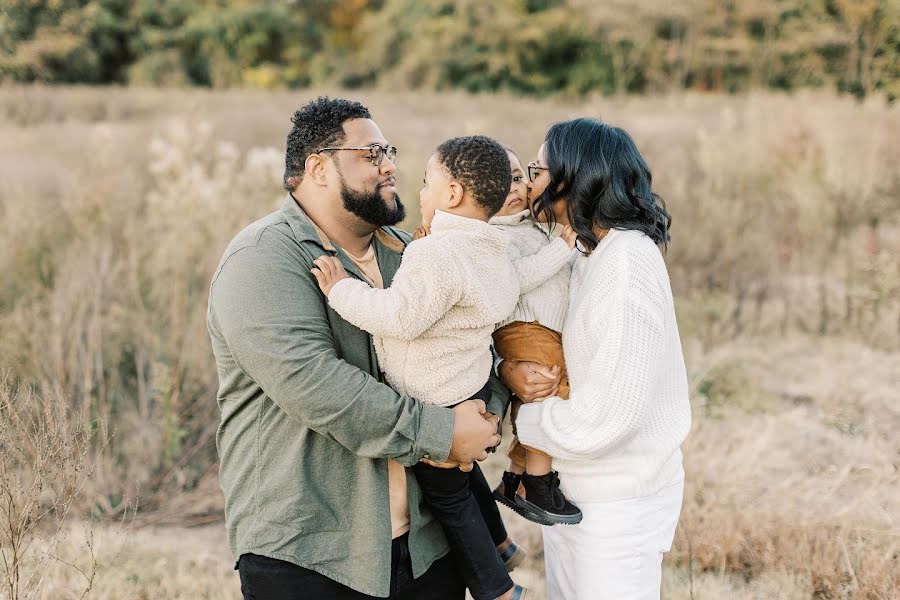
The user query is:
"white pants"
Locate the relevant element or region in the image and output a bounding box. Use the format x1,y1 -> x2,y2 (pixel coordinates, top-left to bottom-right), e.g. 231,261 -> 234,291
541,471 -> 684,600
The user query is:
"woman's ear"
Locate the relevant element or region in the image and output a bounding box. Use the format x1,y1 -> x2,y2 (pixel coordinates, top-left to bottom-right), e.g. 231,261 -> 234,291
304,154 -> 329,187
447,181 -> 465,208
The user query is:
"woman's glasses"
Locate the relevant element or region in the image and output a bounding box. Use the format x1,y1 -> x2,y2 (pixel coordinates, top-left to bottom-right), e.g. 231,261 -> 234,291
527,162 -> 548,182
317,143 -> 398,166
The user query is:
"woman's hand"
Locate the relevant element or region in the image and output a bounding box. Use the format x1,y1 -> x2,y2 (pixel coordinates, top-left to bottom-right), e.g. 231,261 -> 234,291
311,256 -> 349,296
498,360 -> 561,403
413,223 -> 431,240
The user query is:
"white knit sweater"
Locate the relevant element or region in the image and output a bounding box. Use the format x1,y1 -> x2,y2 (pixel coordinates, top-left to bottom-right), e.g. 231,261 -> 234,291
515,228 -> 692,502
328,210 -> 520,407
489,209 -> 575,333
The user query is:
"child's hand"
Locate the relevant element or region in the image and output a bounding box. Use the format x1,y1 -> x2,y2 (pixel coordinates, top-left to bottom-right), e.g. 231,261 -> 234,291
561,225 -> 577,249
413,223 -> 431,240
311,256 -> 349,296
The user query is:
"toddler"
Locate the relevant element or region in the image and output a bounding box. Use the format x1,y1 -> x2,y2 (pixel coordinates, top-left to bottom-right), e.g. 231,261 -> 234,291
312,136 -> 526,600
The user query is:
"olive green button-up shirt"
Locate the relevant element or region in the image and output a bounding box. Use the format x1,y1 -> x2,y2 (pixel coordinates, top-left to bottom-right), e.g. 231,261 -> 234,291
207,195 -> 508,597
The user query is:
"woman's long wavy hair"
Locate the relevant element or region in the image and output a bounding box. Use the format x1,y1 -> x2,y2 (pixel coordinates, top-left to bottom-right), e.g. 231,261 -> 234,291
532,118 -> 671,254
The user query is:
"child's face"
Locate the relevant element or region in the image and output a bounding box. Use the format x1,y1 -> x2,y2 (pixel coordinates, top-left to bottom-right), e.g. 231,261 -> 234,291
493,151 -> 529,218
418,154 -> 453,227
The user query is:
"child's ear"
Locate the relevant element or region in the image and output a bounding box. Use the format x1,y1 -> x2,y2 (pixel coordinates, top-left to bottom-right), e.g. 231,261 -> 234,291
447,181 -> 464,208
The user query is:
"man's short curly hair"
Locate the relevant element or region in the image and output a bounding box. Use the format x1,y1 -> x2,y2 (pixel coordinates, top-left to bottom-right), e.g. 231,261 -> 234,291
435,135 -> 512,217
283,97 -> 372,191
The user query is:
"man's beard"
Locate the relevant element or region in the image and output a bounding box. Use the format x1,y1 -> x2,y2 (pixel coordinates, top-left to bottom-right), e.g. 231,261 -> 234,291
339,177 -> 406,227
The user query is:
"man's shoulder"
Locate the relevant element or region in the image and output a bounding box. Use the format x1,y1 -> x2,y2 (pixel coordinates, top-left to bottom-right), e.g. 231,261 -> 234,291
226,210 -> 291,252
212,210 -> 309,285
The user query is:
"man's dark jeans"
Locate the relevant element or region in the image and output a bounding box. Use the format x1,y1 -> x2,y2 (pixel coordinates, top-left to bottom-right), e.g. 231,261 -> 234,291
237,534 -> 465,599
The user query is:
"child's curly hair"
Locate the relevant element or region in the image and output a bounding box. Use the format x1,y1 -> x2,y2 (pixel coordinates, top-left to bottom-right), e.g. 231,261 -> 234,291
435,135 -> 512,217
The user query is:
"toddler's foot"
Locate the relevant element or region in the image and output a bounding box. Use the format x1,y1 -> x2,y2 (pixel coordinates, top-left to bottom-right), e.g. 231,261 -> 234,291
493,471 -> 523,504
493,471 -> 542,523
515,471 -> 583,525
496,583 -> 528,600
497,539 -> 527,572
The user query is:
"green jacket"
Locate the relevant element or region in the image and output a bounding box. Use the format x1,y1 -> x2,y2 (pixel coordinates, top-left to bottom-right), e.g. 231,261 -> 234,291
207,194 -> 509,597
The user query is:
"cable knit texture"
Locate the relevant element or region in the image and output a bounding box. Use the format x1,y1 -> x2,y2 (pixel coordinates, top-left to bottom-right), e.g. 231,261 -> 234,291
328,210 -> 520,407
489,209 -> 576,333
515,228 -> 692,502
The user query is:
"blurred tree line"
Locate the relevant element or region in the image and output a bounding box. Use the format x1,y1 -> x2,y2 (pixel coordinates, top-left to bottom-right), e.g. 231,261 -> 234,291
1,0 -> 897,99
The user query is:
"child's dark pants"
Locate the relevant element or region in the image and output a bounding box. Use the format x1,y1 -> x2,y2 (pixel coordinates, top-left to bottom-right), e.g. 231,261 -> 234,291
411,381 -> 513,600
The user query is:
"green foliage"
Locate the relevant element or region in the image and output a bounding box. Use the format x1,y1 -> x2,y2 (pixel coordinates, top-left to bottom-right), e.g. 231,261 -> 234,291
0,0 -> 897,97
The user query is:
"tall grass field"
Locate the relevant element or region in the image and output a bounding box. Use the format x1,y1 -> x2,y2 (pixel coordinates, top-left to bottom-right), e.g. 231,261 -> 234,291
0,86 -> 897,599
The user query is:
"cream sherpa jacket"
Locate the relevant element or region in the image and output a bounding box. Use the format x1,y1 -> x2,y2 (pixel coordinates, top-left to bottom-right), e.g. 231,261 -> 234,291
489,209 -> 575,333
327,210 -> 520,407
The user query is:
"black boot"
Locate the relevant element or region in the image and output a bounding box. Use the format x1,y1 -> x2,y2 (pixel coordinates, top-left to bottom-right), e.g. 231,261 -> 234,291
493,471 -> 544,523
515,471 -> 583,526
493,471 -> 522,504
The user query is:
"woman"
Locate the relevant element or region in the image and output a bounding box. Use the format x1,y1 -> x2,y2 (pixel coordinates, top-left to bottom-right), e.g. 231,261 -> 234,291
498,118 -> 692,599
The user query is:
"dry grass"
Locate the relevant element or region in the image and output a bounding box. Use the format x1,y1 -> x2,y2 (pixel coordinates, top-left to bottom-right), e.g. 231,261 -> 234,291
0,85 -> 897,598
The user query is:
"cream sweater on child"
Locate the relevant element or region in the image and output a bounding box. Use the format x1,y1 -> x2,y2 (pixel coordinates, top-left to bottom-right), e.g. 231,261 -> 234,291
489,209 -> 575,333
327,210 -> 520,407
515,228 -> 692,502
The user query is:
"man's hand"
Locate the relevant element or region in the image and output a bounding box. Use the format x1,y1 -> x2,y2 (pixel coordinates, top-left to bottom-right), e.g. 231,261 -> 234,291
484,410 -> 501,453
448,399 -> 501,471
311,256 -> 350,296
413,223 -> 431,241
498,360 -> 561,403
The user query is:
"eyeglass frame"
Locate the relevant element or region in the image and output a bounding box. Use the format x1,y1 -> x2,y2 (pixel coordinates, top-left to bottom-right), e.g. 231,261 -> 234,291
527,161 -> 549,182
316,143 -> 398,167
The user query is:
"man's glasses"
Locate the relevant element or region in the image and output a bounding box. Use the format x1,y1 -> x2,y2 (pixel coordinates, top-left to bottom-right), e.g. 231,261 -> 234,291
527,162 -> 548,182
317,143 -> 398,167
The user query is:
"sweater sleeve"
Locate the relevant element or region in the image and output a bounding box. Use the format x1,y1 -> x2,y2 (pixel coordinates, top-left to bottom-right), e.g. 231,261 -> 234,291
515,258 -> 666,460
511,236 -> 574,294
327,240 -> 463,341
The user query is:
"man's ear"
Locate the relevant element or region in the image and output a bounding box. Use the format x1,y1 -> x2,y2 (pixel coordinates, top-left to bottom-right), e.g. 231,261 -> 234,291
447,181 -> 465,208
304,154 -> 330,186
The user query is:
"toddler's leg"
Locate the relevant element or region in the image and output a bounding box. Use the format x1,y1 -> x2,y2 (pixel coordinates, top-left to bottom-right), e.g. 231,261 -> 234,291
469,463 -> 508,547
505,397 -> 527,474
524,447 -> 552,477
506,439 -> 527,475
412,462 -> 516,600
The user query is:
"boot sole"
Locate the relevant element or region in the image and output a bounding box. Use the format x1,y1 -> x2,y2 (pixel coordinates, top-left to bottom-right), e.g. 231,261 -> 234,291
492,489 -> 553,525
513,496 -> 583,526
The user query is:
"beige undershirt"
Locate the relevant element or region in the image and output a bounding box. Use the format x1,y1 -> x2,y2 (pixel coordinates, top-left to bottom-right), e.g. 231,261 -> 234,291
345,242 -> 411,539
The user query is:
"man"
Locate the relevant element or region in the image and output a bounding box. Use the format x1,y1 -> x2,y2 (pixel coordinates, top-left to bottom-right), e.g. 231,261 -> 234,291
207,97 -> 506,599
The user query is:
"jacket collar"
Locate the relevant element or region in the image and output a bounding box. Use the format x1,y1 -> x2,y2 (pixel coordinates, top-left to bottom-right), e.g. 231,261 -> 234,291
488,209 -> 531,227
280,193 -> 406,255
280,193 -> 407,287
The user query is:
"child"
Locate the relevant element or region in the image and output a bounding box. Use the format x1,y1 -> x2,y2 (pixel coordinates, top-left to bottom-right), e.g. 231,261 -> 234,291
490,147 -> 583,526
311,136 -> 526,600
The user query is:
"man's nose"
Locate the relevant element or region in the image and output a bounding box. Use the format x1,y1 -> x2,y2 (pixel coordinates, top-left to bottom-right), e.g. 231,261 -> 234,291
380,155 -> 397,176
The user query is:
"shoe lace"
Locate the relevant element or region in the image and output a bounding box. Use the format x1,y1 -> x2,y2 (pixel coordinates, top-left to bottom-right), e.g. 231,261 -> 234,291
548,473 -> 566,510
